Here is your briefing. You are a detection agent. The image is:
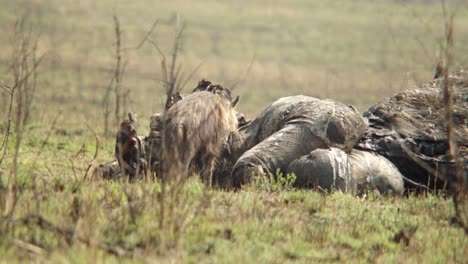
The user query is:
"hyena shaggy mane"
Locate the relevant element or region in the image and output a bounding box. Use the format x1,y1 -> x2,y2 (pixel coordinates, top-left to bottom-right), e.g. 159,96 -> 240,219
115,113 -> 147,180
161,84 -> 239,186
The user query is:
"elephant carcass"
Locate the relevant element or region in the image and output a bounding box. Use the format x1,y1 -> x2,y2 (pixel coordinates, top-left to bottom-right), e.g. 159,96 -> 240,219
286,148 -> 404,195
356,69 -> 468,190
228,96 -> 368,188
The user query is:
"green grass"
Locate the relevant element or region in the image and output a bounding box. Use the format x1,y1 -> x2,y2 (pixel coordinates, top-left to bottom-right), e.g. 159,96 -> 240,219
0,172 -> 466,262
0,0 -> 467,262
0,128 -> 467,262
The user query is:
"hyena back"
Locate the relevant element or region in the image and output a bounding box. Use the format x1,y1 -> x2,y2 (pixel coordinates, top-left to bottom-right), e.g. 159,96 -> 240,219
161,90 -> 238,186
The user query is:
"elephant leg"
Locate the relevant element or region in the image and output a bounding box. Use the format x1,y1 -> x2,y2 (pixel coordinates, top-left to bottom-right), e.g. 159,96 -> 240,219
231,124 -> 326,188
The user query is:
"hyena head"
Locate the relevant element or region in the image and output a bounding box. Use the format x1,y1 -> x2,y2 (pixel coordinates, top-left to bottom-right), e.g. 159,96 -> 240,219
192,79 -> 212,93
161,82 -> 240,186
193,79 -> 240,108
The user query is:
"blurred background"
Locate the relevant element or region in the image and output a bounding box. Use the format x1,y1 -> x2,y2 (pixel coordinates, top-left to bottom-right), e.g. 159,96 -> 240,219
0,0 -> 467,135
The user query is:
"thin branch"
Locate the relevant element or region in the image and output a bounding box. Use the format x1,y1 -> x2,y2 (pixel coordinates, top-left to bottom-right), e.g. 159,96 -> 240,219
0,84 -> 13,94
123,18 -> 159,51
27,111 -> 61,216
168,23 -> 186,91
113,14 -> 123,127
401,175 -> 430,191
103,77 -> 114,137
14,239 -> 45,255
16,51 -> 47,90
83,123 -> 100,181
230,52 -> 256,90
30,111 -> 62,165
439,2 -> 466,232
148,23 -> 187,111
69,144 -> 86,181
5,214 -> 129,256
148,38 -> 166,59
0,85 -> 16,165
179,61 -> 204,90
172,63 -> 184,91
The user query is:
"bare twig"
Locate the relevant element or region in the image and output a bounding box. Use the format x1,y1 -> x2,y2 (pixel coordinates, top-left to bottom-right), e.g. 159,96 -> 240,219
103,16 -> 159,137
3,15 -> 45,219
148,38 -> 166,59
401,175 -> 430,191
11,16 -> 46,130
69,144 -> 86,181
31,172 -> 40,215
0,84 -> 13,94
20,109 -> 60,216
0,84 -> 16,166
147,19 -> 212,251
178,61 -> 204,90
31,111 -> 62,165
14,239 -> 45,255
149,22 -> 188,111
123,18 -> 159,51
83,123 -> 100,181
7,214 -> 129,256
230,53 -> 256,90
438,3 -> 466,232
103,75 -> 115,137
113,14 -> 123,129
168,23 -> 186,97
119,60 -> 129,117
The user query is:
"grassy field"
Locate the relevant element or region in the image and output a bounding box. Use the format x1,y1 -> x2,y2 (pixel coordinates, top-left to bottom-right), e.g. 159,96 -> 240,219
0,0 -> 467,262
0,176 -> 466,263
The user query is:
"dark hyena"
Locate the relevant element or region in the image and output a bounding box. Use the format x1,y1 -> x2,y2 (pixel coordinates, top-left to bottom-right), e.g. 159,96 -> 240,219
161,84 -> 239,186
115,113 -> 146,179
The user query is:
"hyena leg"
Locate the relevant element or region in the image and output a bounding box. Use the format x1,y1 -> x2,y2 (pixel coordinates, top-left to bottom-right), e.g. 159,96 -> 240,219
200,155 -> 215,187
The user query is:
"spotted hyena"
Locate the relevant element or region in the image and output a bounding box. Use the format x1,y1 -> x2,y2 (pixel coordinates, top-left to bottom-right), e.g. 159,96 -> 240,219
160,83 -> 239,186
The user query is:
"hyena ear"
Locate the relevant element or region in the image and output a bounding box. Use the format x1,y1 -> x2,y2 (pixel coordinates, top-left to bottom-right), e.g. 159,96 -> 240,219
128,112 -> 137,123
231,96 -> 240,108
174,92 -> 183,102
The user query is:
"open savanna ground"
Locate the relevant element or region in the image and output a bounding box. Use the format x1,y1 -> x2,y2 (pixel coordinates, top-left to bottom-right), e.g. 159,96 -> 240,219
0,0 -> 467,262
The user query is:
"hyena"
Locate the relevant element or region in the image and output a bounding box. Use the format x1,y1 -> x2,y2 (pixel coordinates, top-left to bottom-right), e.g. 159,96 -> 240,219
160,84 -> 239,186
115,113 -> 147,180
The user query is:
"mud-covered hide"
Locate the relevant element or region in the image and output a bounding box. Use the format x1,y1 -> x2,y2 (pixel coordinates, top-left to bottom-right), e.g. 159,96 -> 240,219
348,150 -> 404,195
286,148 -> 404,195
230,96 -> 368,188
357,70 -> 468,190
212,130 -> 245,188
146,113 -> 163,173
